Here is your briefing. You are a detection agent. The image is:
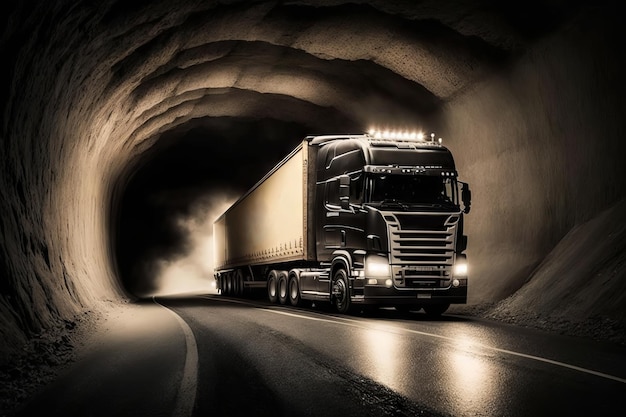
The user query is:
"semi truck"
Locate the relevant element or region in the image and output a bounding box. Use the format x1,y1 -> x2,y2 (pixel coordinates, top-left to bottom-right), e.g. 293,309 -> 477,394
213,131 -> 471,315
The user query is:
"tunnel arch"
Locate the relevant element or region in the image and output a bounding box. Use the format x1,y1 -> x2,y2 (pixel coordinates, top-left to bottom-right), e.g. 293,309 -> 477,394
1,0 -> 625,360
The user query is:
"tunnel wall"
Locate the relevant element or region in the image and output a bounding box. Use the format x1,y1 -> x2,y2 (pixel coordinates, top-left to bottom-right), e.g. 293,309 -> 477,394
0,3 -> 128,361
439,8 -> 626,305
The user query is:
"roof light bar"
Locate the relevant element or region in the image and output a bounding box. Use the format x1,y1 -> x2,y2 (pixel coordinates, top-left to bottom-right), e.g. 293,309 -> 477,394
367,128 -> 443,144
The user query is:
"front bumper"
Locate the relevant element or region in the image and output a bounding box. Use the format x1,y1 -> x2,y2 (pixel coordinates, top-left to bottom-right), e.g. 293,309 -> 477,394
351,282 -> 467,306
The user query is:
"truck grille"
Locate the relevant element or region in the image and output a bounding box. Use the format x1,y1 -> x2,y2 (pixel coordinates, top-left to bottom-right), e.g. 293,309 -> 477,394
384,212 -> 459,289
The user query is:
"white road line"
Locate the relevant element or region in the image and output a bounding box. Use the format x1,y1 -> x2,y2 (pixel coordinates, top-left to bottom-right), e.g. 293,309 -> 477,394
153,297 -> 198,417
203,296 -> 626,385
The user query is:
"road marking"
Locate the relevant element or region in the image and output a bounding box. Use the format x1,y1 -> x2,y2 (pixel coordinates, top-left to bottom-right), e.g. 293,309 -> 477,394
153,297 -> 199,417
241,303 -> 626,385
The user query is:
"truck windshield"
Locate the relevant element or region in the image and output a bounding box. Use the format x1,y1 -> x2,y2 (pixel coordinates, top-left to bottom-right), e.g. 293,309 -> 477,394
366,174 -> 458,207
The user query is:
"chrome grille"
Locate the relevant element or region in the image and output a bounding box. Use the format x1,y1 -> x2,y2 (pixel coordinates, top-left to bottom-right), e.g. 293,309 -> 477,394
384,212 -> 459,289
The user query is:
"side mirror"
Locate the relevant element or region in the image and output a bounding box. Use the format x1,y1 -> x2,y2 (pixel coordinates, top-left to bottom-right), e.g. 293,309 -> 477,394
339,175 -> 350,210
461,182 -> 471,214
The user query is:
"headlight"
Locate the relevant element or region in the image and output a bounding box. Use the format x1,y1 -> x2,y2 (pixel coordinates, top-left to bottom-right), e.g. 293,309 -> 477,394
365,255 -> 390,277
454,255 -> 468,277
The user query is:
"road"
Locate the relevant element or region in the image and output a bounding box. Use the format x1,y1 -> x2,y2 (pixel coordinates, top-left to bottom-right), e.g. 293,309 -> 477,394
14,293 -> 626,416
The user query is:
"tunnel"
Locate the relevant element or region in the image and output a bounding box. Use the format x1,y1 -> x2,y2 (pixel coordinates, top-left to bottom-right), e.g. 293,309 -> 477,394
1,0 -> 625,365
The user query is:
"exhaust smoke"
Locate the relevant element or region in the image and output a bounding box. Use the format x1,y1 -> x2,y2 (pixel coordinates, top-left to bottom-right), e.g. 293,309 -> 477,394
150,191 -> 238,296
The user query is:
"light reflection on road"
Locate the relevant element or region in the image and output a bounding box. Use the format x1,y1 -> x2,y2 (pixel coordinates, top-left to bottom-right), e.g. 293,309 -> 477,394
356,319 -> 501,416
444,334 -> 498,416
361,325 -> 402,385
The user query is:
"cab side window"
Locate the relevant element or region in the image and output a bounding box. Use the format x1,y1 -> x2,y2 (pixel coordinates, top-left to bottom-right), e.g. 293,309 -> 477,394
350,174 -> 364,204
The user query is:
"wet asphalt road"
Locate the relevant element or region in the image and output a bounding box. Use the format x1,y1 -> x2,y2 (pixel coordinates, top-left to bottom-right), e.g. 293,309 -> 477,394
15,294 -> 626,416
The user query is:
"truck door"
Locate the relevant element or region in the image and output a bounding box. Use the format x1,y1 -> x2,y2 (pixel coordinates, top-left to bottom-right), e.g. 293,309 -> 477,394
322,177 -> 347,251
317,174 -> 366,277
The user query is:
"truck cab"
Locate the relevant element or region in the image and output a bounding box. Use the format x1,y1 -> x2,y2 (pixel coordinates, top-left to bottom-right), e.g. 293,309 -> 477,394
308,132 -> 471,314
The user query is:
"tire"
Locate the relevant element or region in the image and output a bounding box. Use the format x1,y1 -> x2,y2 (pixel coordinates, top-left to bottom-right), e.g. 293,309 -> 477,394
267,270 -> 279,303
218,275 -> 225,295
232,271 -> 239,296
225,273 -> 232,296
423,303 -> 450,317
235,269 -> 244,297
277,271 -> 289,305
288,274 -> 301,307
331,268 -> 351,314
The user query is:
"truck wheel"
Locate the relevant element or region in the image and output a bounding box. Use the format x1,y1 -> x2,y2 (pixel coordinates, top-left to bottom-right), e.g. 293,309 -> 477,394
235,269 -> 244,297
218,275 -> 225,295
231,272 -> 239,296
332,268 -> 351,314
288,274 -> 301,307
423,303 -> 450,317
278,271 -> 289,305
225,273 -> 232,296
267,270 -> 279,303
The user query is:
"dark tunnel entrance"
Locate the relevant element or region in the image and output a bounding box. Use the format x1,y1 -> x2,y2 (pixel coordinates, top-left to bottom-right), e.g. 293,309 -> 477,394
113,117 -> 357,297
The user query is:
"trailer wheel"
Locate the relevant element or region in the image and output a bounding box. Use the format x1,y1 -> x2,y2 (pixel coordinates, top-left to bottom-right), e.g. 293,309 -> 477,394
288,274 -> 301,307
332,268 -> 351,314
238,272 -> 245,297
277,271 -> 289,305
225,273 -> 232,296
218,275 -> 225,295
234,269 -> 244,297
231,272 -> 238,296
423,303 -> 450,317
231,272 -> 237,296
267,270 -> 279,303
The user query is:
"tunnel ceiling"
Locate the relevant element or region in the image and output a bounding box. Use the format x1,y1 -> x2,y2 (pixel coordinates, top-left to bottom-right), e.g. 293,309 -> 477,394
2,0 -> 585,228
3,0 -> 579,157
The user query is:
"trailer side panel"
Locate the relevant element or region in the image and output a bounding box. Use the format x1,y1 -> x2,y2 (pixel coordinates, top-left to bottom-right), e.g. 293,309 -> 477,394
214,143 -> 309,270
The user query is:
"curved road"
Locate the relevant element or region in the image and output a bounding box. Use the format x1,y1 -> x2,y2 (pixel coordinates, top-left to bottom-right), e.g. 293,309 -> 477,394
15,294 -> 626,416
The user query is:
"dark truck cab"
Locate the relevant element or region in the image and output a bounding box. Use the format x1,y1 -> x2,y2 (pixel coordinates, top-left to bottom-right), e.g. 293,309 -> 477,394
308,134 -> 471,314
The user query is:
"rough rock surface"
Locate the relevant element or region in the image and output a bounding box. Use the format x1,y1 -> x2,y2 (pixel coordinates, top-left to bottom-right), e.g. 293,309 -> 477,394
0,307 -> 101,417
